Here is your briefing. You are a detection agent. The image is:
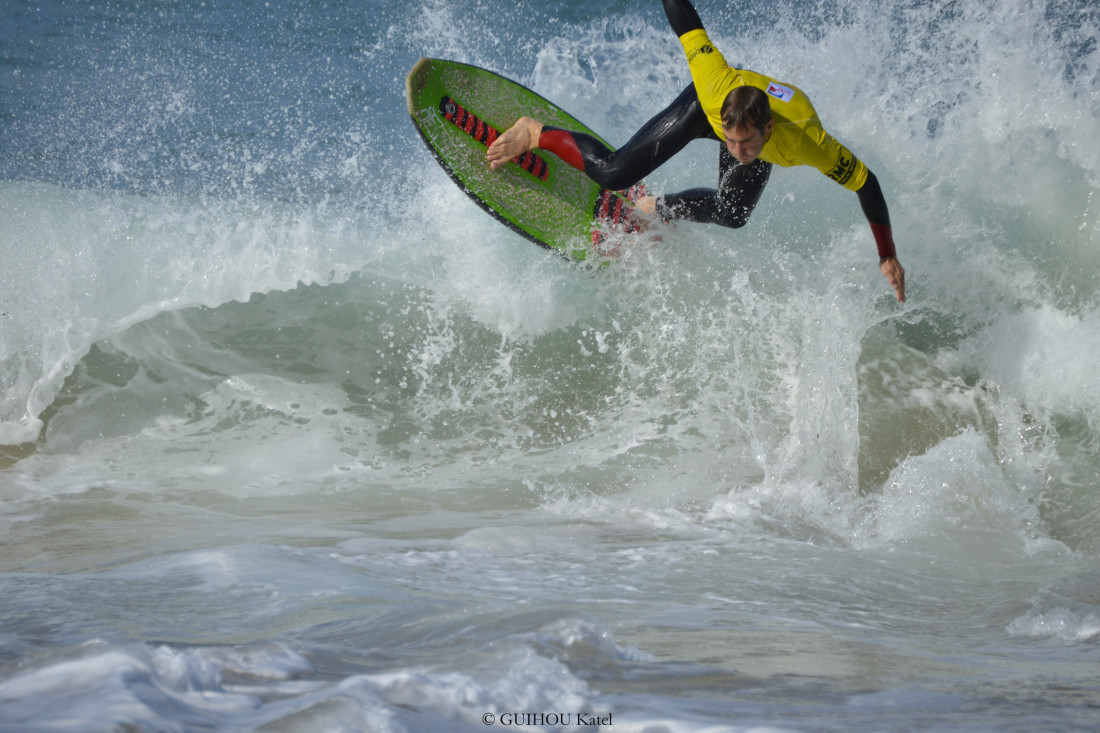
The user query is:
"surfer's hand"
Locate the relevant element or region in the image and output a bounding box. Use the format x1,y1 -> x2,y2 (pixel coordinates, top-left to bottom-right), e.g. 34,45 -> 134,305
880,256 -> 905,303
487,116 -> 542,170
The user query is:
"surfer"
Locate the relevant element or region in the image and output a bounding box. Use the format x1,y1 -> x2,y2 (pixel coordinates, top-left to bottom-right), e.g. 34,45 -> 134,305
487,0 -> 906,303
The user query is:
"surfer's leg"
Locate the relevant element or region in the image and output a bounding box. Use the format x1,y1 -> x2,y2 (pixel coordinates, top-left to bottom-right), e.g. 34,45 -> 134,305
536,83 -> 712,191
656,146 -> 772,228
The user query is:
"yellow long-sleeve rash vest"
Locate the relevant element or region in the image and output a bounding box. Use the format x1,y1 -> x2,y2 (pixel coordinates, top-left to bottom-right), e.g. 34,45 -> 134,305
680,27 -> 869,192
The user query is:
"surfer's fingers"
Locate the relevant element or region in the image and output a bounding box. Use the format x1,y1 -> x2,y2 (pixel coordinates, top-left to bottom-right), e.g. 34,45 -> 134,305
884,258 -> 906,303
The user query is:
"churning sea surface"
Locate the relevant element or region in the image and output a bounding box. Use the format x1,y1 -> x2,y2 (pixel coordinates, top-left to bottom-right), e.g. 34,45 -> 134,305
2,0 -> 1100,730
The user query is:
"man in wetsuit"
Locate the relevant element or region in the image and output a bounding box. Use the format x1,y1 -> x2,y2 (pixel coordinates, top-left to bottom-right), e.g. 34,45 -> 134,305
487,0 -> 906,303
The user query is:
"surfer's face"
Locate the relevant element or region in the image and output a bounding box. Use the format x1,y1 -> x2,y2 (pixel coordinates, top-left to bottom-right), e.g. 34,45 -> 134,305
724,120 -> 773,164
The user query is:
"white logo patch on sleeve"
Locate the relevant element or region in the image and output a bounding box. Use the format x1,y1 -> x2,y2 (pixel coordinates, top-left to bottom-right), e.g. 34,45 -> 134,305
766,82 -> 795,103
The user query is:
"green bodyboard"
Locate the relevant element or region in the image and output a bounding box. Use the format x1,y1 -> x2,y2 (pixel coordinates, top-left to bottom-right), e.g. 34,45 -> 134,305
406,58 -> 637,260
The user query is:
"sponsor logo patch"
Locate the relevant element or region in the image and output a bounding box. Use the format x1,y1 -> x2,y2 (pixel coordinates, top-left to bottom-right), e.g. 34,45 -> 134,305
766,82 -> 795,103
686,44 -> 716,64
827,151 -> 857,186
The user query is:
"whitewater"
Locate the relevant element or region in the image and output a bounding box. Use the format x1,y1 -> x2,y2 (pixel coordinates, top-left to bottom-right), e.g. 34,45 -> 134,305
1,0 -> 1099,730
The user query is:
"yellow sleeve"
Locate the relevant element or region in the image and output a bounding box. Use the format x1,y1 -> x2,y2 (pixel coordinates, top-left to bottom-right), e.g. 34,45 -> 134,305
802,130 -> 869,192
678,28 -> 735,138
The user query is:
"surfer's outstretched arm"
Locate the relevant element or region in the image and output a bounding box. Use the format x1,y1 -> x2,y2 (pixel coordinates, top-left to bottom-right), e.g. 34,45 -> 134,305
856,171 -> 905,302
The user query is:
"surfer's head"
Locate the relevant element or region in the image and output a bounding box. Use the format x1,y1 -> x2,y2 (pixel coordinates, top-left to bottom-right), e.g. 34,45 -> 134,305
721,87 -> 773,164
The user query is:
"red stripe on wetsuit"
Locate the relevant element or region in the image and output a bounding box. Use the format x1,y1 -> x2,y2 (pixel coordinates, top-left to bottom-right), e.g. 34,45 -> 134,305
537,128 -> 586,172
870,223 -> 896,260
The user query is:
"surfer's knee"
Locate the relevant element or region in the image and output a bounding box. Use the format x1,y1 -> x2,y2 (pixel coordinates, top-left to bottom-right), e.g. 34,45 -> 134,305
713,199 -> 754,228
657,192 -> 753,228
720,210 -> 751,229
588,165 -> 645,192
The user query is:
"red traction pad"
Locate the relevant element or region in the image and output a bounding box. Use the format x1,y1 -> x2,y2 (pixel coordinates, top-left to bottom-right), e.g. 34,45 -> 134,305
591,184 -> 648,253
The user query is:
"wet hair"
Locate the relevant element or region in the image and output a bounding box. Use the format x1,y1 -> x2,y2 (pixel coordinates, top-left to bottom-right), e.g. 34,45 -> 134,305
721,86 -> 772,134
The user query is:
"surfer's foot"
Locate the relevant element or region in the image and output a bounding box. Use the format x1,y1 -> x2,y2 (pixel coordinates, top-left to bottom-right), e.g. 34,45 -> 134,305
487,116 -> 542,169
